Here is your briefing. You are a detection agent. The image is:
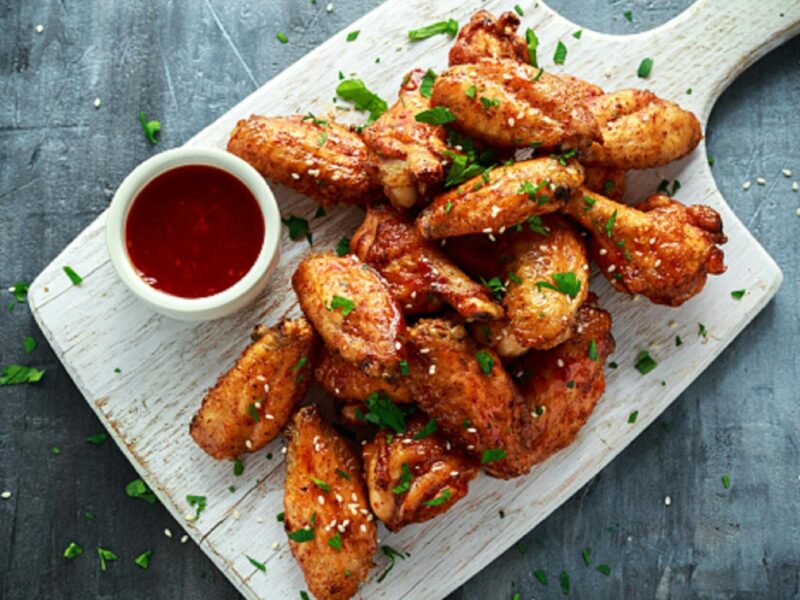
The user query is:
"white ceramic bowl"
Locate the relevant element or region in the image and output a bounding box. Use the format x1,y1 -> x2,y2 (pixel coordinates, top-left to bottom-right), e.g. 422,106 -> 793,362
106,147 -> 280,321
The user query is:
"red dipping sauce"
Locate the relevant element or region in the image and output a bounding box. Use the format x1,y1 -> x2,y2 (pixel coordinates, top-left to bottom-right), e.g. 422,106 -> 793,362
125,165 -> 265,298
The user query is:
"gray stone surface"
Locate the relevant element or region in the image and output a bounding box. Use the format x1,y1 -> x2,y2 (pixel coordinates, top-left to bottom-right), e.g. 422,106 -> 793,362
0,1 -> 798,598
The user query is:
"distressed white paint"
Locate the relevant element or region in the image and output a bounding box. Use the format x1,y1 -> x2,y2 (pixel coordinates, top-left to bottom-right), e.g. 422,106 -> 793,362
28,1 -> 798,598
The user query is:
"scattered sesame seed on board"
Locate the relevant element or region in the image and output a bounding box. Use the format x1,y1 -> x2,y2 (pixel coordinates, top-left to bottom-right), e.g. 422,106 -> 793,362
164,528 -> 173,538
1,491 -> 11,499
756,177 -> 766,185
743,180 -> 751,190
664,496 -> 672,506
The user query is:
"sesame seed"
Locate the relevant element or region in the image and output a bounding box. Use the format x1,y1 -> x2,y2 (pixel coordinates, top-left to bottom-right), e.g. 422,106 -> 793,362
35,24 -> 44,33
419,348 -> 430,354
756,177 -> 766,185
450,471 -> 459,477
257,516 -> 264,523
654,259 -> 662,267
1,491 -> 11,499
360,524 -> 367,533
93,97 -> 101,108
508,118 -> 516,127
254,401 -> 262,409
664,495 -> 672,506
603,67 -> 612,78
164,528 -> 173,538
668,320 -> 677,329
181,535 -> 189,544
263,383 -> 271,394
291,173 -> 301,180
490,205 -> 501,218
649,237 -> 656,245
326,3 -> 334,12
792,182 -> 798,192
318,495 -> 325,505
256,375 -> 266,382
482,227 -> 493,234
742,180 -> 751,190
185,512 -> 195,521
466,427 -> 478,434
395,341 -> 402,350
607,264 -> 616,273
245,439 -> 253,449
599,248 -> 607,255
783,169 -> 792,177
265,413 -> 275,420
308,168 -> 320,177
796,208 -> 800,217
428,364 -> 437,375
351,493 -> 358,502
557,359 -> 565,368
233,510 -> 241,519
335,493 -> 343,503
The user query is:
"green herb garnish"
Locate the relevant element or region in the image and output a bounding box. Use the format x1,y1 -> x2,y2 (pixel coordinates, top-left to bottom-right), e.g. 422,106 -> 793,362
335,236 -> 350,257
246,554 -> 266,571
423,488 -> 452,506
63,542 -> 83,559
312,477 -> 330,492
336,79 -> 388,125
0,364 -> 45,385
481,448 -> 507,464
186,494 -> 207,520
329,295 -> 356,317
125,479 -> 156,504
248,402 -> 261,423
233,457 -> 244,476
276,32 -> 288,44
637,57 -> 654,78
731,289 -> 745,300
362,391 -> 406,433
721,475 -> 731,489
525,28 -> 539,66
628,410 -> 639,424
139,111 -> 161,144
553,41 -> 567,65
328,532 -> 343,551
476,349 -> 494,375
392,463 -> 413,494
377,545 -> 409,583
415,107 -> 457,125
535,272 -> 582,298
419,69 -> 437,98
346,31 -> 359,42
588,339 -> 598,361
408,19 -> 459,40
634,351 -> 657,375
288,528 -> 315,543
134,550 -> 152,570
97,547 -> 117,571
281,216 -> 312,245
63,266 -> 83,285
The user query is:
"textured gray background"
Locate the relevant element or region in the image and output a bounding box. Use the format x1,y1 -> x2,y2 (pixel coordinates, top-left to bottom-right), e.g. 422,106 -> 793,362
1,1 -> 799,598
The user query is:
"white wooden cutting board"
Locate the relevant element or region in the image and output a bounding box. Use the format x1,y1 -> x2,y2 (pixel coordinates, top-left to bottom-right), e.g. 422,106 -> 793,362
28,1 -> 798,598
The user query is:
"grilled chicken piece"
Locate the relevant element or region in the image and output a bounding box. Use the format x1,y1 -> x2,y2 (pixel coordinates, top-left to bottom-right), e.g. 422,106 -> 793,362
564,189 -> 726,306
315,346 -> 412,404
284,406 -> 377,600
190,318 -> 318,460
583,90 -> 702,169
584,165 -> 625,201
558,74 -> 605,100
363,415 -> 479,531
292,253 -> 405,376
406,318 -> 536,479
431,59 -> 601,150
362,69 -> 452,208
352,206 -> 504,320
512,294 -> 615,464
449,10 -> 528,66
417,157 -> 584,239
227,115 -> 380,206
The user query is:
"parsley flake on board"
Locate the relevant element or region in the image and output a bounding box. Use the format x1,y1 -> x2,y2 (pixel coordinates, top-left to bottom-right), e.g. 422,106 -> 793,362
413,419 -> 437,440
276,32 -> 288,44
731,289 -> 745,300
138,111 -> 161,145
335,236 -> 351,257
514,4 -> 524,16
85,433 -> 108,445
597,564 -> 611,576
125,479 -> 156,504
573,29 -> 582,39
722,474 -> 731,489
419,69 -> 437,98
628,410 -> 639,424
637,57 -> 654,78
361,392 -> 406,433
675,335 -> 683,347
134,550 -> 152,570
63,542 -> 83,559
377,545 -> 409,583
346,30 -> 359,42
535,272 -> 582,298
624,10 -> 633,22
481,448 -> 507,464
63,266 -> 83,285
423,488 -> 452,506
23,336 -> 36,354
186,494 -> 207,520
559,571 -> 570,594
96,547 -> 118,571
534,570 -> 548,585
246,554 -> 267,571
553,41 -> 568,65
233,457 -> 244,476
392,463 -> 413,494
336,79 -> 388,125
0,364 -> 45,385
415,107 -> 457,125
698,323 -> 708,338
11,280 -> 29,303
281,216 -> 312,245
525,28 -> 539,66
408,19 -> 459,40
300,592 -> 310,600
476,349 -> 494,375
329,295 -> 356,317
634,351 -> 657,375
582,547 -> 592,566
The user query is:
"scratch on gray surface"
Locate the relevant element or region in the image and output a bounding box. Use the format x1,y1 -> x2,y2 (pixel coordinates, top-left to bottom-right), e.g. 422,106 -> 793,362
161,53 -> 179,110
655,564 -> 672,600
202,0 -> 259,89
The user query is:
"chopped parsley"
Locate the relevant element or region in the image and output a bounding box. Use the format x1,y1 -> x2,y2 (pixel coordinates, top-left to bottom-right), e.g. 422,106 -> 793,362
465,85 -> 477,99
423,488 -> 452,506
85,433 -> 108,445
329,295 -> 356,317
377,545 -> 409,583
336,79 -> 388,125
287,527 -> 315,543
479,96 -> 500,110
553,41 -> 568,65
637,57 -> 654,78
125,479 -> 156,504
399,360 -> 409,376
335,469 -> 350,480
508,272 -> 522,285
721,475 -> 731,489
248,402 -> 261,422
408,19 -> 459,40
597,564 -> 611,576
675,335 -> 683,347
415,107 -> 457,125
605,209 -> 617,238
186,494 -> 207,520
588,339 -> 598,361
566,380 -> 575,389
302,112 -> 328,127
392,463 -> 413,494
698,323 -> 708,338
573,29 -> 583,39
514,4 -> 524,16
63,266 -> 83,285
134,550 -> 152,570
276,32 -> 288,44
559,570 -> 570,594
481,276 -> 506,300
312,477 -> 330,492
518,179 -> 550,204
534,569 -> 548,585
481,448 -> 507,464
346,30 -> 359,42
527,215 -> 549,235
444,200 -> 454,214
234,457 -> 244,476
246,554 -> 266,571
63,542 -> 83,559
96,547 -> 118,571
276,512 -> 285,522
608,361 -> 618,369
0,364 -> 45,385
11,280 -> 29,303
624,10 -> 633,22
476,349 -> 494,375
419,69 -> 437,98
139,111 -> 161,144
328,532 -> 343,551
731,289 -> 745,300
335,236 -> 350,257
23,336 -> 36,354
525,28 -> 539,67
628,410 -> 639,424
361,391 -> 406,433
634,351 -> 657,374
281,216 -> 312,245
581,547 -> 592,566
535,272 -> 582,298
413,419 -> 437,440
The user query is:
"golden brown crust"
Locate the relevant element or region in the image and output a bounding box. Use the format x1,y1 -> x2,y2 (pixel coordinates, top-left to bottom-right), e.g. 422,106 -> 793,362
292,252 -> 406,376
431,59 -> 601,150
417,157 -> 584,239
583,165 -> 625,201
351,206 -> 504,320
189,318 -> 318,460
564,189 -> 726,306
405,318 -> 536,479
583,90 -> 702,169
227,115 -> 380,206
363,415 -> 478,531
449,10 -> 529,66
362,69 -> 452,208
284,406 -> 377,600
314,346 -> 412,404
512,294 -> 615,464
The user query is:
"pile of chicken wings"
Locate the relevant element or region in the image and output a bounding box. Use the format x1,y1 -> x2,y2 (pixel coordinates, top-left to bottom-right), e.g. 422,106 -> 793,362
191,10 -> 727,599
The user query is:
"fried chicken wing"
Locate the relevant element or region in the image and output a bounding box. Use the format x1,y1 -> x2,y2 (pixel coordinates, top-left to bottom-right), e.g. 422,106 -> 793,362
449,10 -> 528,66
352,206 -> 504,320
564,190 -> 726,306
227,115 -> 380,206
190,318 -> 318,460
583,90 -> 702,169
362,69 -> 452,208
584,165 -> 625,201
292,253 -> 405,376
513,294 -> 615,464
417,157 -> 584,239
284,406 -> 376,600
406,318 -> 536,479
315,346 -> 412,404
431,59 -> 601,150
363,415 -> 478,531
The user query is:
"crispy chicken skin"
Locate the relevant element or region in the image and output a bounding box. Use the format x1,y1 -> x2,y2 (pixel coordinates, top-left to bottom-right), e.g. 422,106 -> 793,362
227,115 -> 380,206
352,206 -> 504,320
584,165 -> 625,201
363,415 -> 479,531
417,157 -> 584,239
513,294 -> 615,464
583,90 -> 702,169
362,69 -> 452,209
431,59 -> 601,150
406,318 -> 536,479
284,406 -> 376,600
190,318 -> 318,460
315,346 -> 412,404
292,253 -> 406,376
449,10 -> 528,66
564,190 -> 726,306
502,216 -> 589,350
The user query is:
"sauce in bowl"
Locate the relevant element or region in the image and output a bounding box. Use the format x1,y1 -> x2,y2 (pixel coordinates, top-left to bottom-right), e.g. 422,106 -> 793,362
125,165 -> 265,298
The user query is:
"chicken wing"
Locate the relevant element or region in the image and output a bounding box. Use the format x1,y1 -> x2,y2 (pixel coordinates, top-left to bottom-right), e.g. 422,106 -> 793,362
449,10 -> 528,66
430,59 -> 601,150
362,69 -> 452,208
582,90 -> 702,169
584,165 -> 625,201
227,115 -> 380,206
284,406 -> 376,600
315,346 -> 412,404
292,252 -> 405,376
417,157 -> 584,239
512,294 -> 615,464
190,318 -> 318,460
564,190 -> 726,306
406,318 -> 536,479
362,415 -> 479,531
352,206 -> 504,320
